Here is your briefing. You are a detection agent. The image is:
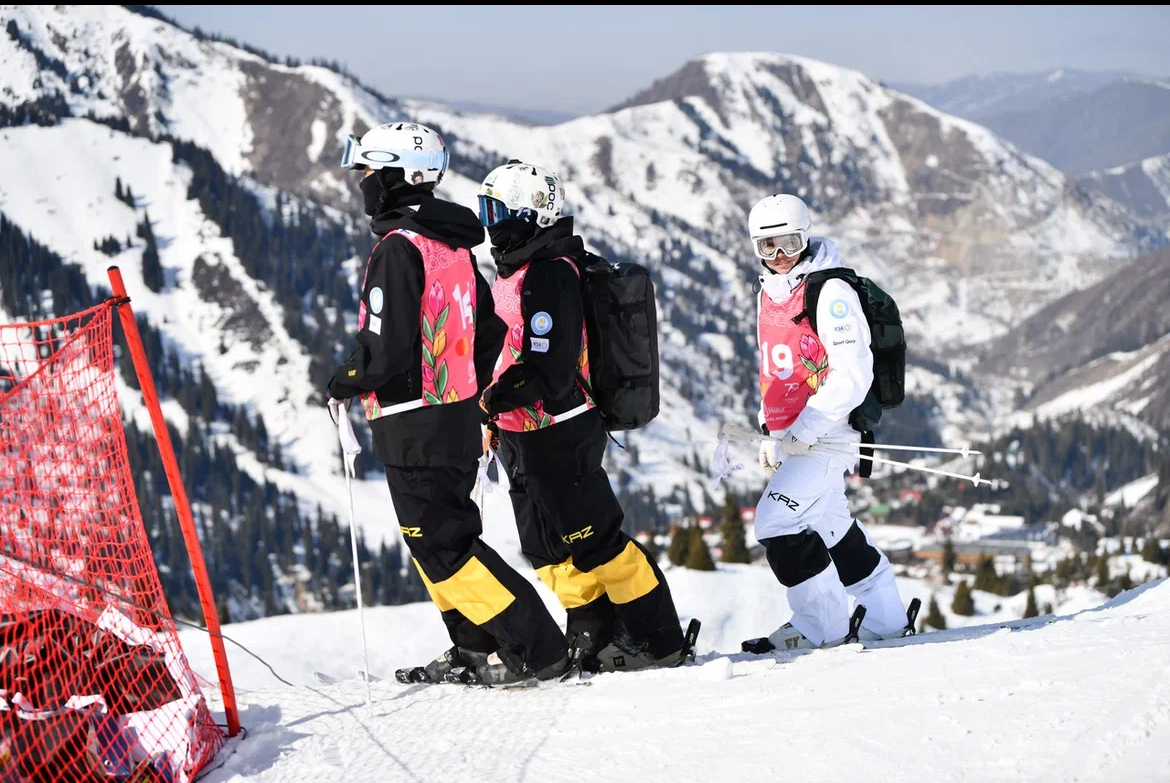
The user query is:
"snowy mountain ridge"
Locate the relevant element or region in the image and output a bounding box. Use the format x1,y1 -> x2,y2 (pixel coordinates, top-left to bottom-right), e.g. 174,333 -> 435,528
2,4 -> 1166,565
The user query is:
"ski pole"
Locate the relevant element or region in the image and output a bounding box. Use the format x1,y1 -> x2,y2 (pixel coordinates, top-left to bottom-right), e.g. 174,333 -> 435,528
822,442 -> 981,459
335,402 -> 372,707
817,445 -> 1001,488
717,422 -> 981,458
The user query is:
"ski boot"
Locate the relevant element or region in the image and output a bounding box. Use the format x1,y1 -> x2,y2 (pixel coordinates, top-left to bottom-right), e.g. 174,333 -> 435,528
591,619 -> 702,673
742,606 -> 867,654
472,650 -> 571,686
395,646 -> 490,684
857,598 -> 922,642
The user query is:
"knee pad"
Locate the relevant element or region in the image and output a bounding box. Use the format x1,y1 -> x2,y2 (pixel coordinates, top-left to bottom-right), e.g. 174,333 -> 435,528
763,531 -> 832,588
828,522 -> 881,587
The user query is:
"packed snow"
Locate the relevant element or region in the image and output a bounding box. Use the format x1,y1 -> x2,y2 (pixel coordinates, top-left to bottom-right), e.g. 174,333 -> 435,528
179,488 -> 1170,783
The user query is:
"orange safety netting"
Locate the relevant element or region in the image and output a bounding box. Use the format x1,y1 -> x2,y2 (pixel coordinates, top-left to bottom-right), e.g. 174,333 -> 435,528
0,302 -> 224,783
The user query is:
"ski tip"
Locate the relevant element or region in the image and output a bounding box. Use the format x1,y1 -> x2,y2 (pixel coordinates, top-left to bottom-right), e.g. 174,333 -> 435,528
904,598 -> 922,636
676,618 -> 703,666
312,671 -> 340,685
845,604 -> 867,644
741,637 -> 775,655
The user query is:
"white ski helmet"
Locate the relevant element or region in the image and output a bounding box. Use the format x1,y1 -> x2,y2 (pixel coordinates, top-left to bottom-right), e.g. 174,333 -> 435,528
748,194 -> 812,261
340,122 -> 449,186
477,160 -> 564,229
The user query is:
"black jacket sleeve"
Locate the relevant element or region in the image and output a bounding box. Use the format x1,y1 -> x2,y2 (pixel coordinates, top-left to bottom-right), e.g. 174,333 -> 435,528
327,237 -> 423,399
472,254 -> 507,392
482,259 -> 583,416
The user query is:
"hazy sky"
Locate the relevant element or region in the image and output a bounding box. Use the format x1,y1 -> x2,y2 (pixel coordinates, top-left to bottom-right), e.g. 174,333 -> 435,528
158,5 -> 1170,116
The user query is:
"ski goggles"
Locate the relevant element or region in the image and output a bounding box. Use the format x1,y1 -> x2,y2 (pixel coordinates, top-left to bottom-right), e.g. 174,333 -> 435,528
755,230 -> 807,260
340,134 -> 450,171
478,195 -> 522,227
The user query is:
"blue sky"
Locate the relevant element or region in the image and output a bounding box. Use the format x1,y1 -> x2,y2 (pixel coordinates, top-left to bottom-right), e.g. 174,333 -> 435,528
159,5 -> 1170,116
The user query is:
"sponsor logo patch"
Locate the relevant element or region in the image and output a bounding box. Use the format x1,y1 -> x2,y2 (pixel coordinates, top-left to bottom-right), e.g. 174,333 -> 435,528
367,314 -> 382,335
833,324 -> 851,332
530,311 -> 553,335
530,337 -> 550,353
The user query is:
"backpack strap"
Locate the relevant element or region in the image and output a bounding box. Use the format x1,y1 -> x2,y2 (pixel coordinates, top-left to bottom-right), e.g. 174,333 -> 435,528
794,268 -> 861,334
857,429 -> 874,479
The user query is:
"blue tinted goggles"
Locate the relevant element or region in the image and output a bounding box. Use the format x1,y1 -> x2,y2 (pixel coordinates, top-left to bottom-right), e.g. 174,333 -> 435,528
478,195 -> 520,227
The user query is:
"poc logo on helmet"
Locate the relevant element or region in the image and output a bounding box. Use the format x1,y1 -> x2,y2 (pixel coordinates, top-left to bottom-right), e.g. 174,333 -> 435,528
545,177 -> 557,212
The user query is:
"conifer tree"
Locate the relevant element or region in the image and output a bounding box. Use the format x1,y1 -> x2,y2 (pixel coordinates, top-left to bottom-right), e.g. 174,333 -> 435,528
1023,585 -> 1039,619
667,524 -> 690,567
720,493 -> 751,564
951,580 -> 975,616
942,537 -> 956,575
923,594 -> 947,631
684,526 -> 716,571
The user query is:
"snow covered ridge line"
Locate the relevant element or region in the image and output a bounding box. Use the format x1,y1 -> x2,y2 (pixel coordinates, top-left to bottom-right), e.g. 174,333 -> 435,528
4,6 -> 1165,527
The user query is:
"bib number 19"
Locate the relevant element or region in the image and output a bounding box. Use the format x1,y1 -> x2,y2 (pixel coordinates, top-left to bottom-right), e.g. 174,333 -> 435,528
762,343 -> 794,380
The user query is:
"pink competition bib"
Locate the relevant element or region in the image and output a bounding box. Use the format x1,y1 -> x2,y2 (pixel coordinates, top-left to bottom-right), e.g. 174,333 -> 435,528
757,282 -> 830,432
490,259 -> 593,432
358,230 -> 478,419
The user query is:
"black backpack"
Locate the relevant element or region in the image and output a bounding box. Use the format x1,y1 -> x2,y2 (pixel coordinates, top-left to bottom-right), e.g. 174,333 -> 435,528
796,268 -> 906,435
575,252 -> 660,431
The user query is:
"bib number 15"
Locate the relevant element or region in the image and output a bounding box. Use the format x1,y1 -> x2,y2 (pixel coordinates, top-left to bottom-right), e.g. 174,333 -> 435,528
762,342 -> 794,379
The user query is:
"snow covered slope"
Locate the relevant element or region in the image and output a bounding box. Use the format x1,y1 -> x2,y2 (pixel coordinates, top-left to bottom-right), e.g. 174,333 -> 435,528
979,247 -> 1170,434
1082,152 -> 1170,222
184,559 -> 1170,782
4,6 -> 1157,357
172,490 -> 1170,782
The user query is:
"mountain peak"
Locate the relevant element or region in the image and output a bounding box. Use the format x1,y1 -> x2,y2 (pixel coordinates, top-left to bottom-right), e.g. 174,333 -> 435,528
605,52 -> 875,116
606,57 -> 720,114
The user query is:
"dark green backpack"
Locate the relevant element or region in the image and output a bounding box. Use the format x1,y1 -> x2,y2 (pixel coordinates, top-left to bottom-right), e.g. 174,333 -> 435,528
795,268 -> 906,435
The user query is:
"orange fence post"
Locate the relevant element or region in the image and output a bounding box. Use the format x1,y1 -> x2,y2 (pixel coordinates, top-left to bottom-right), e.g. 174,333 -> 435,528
107,266 -> 241,737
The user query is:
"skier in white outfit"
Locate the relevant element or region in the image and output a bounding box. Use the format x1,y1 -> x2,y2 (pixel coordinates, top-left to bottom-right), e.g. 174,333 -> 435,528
745,194 -> 908,651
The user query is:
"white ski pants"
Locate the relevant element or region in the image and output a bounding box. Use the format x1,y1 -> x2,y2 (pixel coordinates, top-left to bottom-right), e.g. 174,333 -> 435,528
754,451 -> 906,644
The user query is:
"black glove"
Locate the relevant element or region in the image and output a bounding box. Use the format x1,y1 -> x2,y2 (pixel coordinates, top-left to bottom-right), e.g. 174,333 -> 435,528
484,422 -> 500,453
478,386 -> 498,424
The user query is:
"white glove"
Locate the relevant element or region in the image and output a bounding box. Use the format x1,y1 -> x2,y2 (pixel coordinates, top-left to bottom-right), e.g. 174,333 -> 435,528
776,430 -> 815,458
709,434 -> 744,490
758,441 -> 781,473
327,396 -> 350,424
476,425 -> 497,495
328,397 -> 362,478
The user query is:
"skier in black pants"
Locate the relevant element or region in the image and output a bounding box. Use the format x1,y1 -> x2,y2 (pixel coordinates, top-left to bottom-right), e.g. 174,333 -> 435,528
328,125 -> 568,685
476,160 -> 685,672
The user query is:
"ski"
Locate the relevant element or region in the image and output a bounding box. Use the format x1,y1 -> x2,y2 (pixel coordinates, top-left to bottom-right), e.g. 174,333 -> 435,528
491,675 -> 593,692
313,670 -> 388,686
387,619 -> 703,691
395,666 -> 433,684
741,604 -> 868,654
